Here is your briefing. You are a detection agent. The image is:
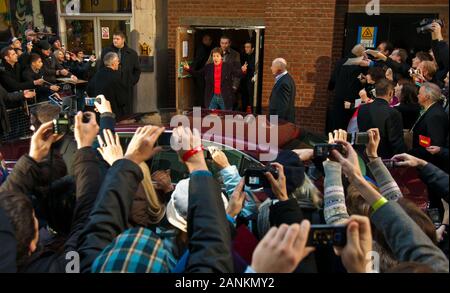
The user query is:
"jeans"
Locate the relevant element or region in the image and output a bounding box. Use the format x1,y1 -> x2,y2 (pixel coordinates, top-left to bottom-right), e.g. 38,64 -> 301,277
209,94 -> 226,110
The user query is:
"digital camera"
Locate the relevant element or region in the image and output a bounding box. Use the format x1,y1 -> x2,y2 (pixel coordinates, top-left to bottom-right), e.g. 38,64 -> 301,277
244,165 -> 279,189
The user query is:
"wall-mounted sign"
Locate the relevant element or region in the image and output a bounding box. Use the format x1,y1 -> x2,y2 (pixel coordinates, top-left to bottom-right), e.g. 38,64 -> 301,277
357,26 -> 378,48
65,0 -> 81,15
140,42 -> 151,56
101,27 -> 110,39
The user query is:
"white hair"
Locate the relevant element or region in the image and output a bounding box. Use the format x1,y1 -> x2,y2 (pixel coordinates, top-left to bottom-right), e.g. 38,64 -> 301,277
352,44 -> 366,57
272,58 -> 287,71
104,52 -> 119,67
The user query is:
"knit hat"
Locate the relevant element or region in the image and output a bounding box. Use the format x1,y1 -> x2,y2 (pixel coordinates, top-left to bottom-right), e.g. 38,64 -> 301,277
39,40 -> 51,51
264,150 -> 306,199
166,178 -> 229,232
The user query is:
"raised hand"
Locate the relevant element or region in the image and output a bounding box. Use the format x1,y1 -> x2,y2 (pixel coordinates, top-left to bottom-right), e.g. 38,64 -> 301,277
97,129 -> 124,166
251,221 -> 315,273
29,121 -> 59,163
334,215 -> 373,273
226,179 -> 247,218
124,125 -> 165,165
265,162 -> 288,202
74,112 -> 99,149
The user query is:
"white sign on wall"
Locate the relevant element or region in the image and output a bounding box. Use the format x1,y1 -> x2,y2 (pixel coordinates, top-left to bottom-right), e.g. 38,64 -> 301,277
65,0 -> 81,15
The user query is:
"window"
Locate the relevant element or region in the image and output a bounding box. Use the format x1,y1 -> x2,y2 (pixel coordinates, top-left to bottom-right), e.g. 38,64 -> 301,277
60,0 -> 132,14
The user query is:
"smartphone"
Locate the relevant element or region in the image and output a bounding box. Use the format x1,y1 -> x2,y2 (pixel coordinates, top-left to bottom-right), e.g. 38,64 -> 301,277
308,225 -> 347,247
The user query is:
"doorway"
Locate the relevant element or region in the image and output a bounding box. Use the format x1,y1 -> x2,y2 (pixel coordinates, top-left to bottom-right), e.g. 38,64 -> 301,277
175,26 -> 265,113
60,17 -> 131,56
343,13 -> 438,59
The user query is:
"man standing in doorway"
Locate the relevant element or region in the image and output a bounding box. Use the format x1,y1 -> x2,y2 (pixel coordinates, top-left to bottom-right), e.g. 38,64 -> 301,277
241,41 -> 256,112
100,32 -> 141,115
209,36 -> 241,98
192,34 -> 214,107
269,58 -> 297,124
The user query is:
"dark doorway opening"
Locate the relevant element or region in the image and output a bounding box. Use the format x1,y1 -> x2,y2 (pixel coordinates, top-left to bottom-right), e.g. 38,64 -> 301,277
192,27 -> 265,113
344,13 -> 439,60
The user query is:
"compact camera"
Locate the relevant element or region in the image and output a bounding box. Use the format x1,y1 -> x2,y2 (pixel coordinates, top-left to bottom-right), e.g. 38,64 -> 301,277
307,225 -> 348,247
244,166 -> 279,189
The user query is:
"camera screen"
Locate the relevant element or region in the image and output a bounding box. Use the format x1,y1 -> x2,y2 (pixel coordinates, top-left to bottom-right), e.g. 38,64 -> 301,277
248,176 -> 260,185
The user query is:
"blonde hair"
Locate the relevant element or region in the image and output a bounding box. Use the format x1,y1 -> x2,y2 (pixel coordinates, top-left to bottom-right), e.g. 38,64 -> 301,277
139,163 -> 165,224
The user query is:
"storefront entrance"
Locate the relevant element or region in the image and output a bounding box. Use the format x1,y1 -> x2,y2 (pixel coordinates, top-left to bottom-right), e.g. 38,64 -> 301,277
57,0 -> 132,57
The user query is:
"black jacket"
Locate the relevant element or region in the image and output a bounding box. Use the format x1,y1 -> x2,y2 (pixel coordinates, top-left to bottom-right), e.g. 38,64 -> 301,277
269,73 -> 297,124
395,103 -> 421,130
0,84 -> 24,138
0,148 -> 102,272
0,62 -> 35,92
384,57 -> 411,81
410,102 -> 449,168
87,67 -> 129,117
0,207 -> 17,273
22,66 -> 56,102
187,172 -> 233,273
78,159 -> 144,272
100,44 -> 141,113
358,98 -> 407,159
432,40 -> 449,83
420,163 -> 449,203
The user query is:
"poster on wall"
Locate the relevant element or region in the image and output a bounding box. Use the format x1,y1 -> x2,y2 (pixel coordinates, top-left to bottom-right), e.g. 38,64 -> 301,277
102,27 -> 110,39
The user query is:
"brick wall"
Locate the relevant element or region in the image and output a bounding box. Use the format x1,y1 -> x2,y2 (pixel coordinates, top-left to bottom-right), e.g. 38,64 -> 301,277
167,0 -> 449,134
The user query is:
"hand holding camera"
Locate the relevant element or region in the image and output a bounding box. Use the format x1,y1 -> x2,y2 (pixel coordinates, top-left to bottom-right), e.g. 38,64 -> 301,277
265,163 -> 288,202
251,221 -> 315,273
226,179 -> 247,218
29,121 -> 60,163
74,112 -> 99,150
391,153 -> 428,169
365,128 -> 380,159
330,140 -> 362,182
333,215 -> 373,273
93,95 -> 113,114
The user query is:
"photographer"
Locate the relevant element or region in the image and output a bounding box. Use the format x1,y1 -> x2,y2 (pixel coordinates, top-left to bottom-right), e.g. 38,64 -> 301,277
0,113 -> 102,272
332,140 -> 449,272
431,21 -> 449,85
357,79 -> 407,158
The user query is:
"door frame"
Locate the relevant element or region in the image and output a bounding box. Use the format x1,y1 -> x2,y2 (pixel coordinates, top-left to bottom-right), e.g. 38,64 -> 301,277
176,25 -> 266,112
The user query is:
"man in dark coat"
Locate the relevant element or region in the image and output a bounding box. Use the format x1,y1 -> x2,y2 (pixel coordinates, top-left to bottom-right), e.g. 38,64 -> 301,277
328,44 -> 368,132
269,58 -> 297,124
88,52 -> 128,117
100,32 -> 141,115
410,83 -> 449,170
184,48 -> 246,110
358,79 -> 406,159
192,34 -> 213,107
241,42 -> 256,112
0,47 -> 44,92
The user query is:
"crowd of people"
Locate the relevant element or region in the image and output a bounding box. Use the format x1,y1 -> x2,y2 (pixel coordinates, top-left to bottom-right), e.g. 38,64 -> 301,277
0,20 -> 449,274
0,29 -> 141,140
